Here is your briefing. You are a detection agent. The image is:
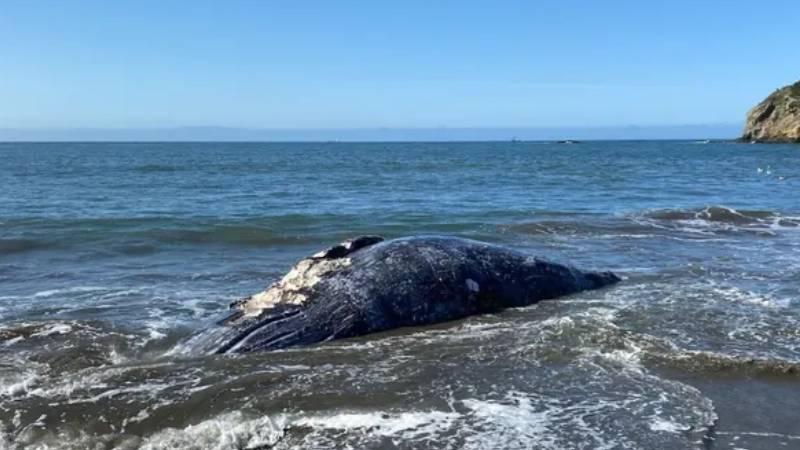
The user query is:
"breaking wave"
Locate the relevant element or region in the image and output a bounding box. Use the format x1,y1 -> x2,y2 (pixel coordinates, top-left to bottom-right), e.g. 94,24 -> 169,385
634,205 -> 800,235
501,206 -> 800,244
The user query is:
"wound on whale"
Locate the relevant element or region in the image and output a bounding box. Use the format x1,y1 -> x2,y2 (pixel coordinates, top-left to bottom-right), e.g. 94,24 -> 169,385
191,236 -> 620,354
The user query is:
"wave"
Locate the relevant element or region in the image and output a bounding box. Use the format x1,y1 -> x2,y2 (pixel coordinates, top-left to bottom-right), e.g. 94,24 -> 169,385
142,225 -> 315,246
0,321 -> 77,342
651,350 -> 800,377
0,216 -> 361,255
0,238 -> 49,255
503,219 -> 649,237
559,307 -> 800,378
501,206 -> 800,241
138,411 -> 285,450
641,206 -> 795,226
124,391 -> 710,450
4,205 -> 799,257
133,164 -> 180,173
0,214 -> 498,256
631,207 -> 800,240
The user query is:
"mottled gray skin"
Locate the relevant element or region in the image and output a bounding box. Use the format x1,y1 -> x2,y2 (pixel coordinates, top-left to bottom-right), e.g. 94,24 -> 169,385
192,236 -> 620,354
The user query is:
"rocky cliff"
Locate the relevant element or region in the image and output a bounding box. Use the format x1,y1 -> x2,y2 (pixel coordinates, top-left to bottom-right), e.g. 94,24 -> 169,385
742,80 -> 800,143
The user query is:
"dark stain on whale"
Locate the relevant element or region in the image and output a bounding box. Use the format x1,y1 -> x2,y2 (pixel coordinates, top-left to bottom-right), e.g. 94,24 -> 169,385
189,235 -> 621,354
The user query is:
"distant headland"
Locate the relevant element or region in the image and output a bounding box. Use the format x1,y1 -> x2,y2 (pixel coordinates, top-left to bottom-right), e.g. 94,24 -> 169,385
0,125 -> 740,142
742,80 -> 800,143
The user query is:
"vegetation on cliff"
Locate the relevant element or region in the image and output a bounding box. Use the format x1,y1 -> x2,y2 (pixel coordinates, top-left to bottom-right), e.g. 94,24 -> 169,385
742,80 -> 800,143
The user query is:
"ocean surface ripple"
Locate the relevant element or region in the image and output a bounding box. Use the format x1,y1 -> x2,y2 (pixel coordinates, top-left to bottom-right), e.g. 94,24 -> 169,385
1,141 -> 799,449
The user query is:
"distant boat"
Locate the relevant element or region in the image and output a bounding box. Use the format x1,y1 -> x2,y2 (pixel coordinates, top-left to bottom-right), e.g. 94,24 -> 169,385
556,140 -> 580,144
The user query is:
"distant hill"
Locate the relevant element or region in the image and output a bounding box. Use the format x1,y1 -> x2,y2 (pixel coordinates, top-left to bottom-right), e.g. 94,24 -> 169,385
0,124 -> 740,142
742,80 -> 800,143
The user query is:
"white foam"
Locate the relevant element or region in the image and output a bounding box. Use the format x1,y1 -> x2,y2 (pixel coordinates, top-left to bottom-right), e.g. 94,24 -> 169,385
2,336 -> 24,346
715,431 -> 800,440
649,417 -> 686,433
138,411 -> 285,450
30,323 -> 72,337
461,394 -> 552,447
32,286 -> 108,298
295,410 -> 458,439
1,369 -> 42,397
3,360 -> 181,402
708,283 -> 787,309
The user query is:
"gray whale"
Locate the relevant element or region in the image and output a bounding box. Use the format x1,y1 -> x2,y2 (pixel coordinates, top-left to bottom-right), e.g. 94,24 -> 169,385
190,236 -> 620,354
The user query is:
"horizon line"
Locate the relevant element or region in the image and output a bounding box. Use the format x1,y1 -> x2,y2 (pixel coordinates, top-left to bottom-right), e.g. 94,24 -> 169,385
0,139 -> 742,145
0,123 -> 740,130
0,124 -> 742,142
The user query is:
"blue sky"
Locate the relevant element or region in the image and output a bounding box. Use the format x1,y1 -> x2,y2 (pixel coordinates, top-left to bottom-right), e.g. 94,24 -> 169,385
1,0 -> 798,131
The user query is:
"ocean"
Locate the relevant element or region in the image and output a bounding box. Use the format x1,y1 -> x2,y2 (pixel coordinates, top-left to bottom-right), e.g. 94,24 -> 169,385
1,141 -> 799,449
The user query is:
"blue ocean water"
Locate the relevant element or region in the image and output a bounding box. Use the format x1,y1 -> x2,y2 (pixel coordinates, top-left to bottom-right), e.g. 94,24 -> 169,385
1,141 -> 799,449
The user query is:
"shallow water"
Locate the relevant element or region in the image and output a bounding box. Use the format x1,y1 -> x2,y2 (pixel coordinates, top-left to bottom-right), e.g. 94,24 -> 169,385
1,141 -> 799,449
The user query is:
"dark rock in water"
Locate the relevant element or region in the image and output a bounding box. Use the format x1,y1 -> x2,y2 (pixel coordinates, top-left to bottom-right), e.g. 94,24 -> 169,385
189,236 -> 620,354
742,80 -> 800,143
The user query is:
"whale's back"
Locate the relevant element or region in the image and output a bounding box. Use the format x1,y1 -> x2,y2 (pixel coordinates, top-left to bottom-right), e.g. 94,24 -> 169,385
185,236 -> 620,354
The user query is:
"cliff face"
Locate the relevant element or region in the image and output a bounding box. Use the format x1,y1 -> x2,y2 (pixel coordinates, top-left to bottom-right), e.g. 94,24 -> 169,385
742,81 -> 800,143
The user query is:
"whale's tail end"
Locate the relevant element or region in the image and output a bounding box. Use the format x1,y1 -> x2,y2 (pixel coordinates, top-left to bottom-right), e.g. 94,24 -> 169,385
584,270 -> 622,290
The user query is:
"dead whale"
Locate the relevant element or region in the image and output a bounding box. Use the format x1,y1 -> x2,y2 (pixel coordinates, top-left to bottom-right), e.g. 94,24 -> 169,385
189,235 -> 620,354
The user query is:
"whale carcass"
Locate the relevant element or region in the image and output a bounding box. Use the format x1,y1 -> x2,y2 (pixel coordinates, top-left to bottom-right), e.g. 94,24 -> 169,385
191,236 -> 620,354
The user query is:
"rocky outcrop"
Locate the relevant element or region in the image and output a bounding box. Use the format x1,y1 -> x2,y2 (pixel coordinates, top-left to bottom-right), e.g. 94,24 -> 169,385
742,80 -> 800,143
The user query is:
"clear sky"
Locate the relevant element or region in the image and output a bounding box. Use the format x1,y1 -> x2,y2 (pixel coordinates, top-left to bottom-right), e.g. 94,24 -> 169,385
1,0 -> 798,131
